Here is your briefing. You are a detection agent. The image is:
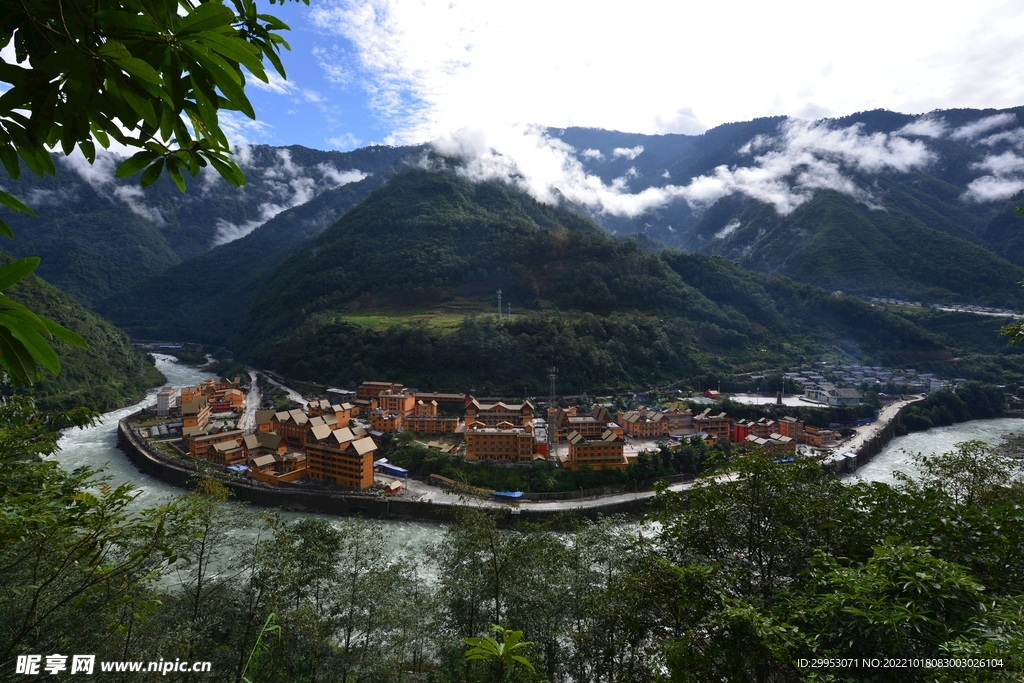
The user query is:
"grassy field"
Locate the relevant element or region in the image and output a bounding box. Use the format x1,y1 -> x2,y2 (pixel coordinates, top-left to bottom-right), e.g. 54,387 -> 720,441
339,301 -> 526,331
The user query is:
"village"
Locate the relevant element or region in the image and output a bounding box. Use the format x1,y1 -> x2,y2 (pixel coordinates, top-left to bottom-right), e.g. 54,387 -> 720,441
130,374 -> 879,495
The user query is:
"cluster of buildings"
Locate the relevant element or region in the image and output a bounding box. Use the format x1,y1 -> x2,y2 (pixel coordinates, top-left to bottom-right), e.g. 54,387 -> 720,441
147,377 -> 861,493
786,363 -> 942,395
869,297 -> 1020,317
731,416 -> 841,451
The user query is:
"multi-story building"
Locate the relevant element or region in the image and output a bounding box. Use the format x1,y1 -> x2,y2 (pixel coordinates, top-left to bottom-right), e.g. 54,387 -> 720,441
553,406 -> 615,440
464,421 -> 535,461
304,426 -> 378,489
694,408 -> 731,443
357,381 -> 404,400
271,409 -> 310,449
751,418 -> 777,438
404,399 -> 460,434
661,408 -> 694,435
156,386 -> 178,417
373,389 -> 416,416
182,395 -> 210,430
187,429 -> 243,459
566,430 -> 626,470
255,409 -> 276,433
370,409 -> 403,432
619,410 -> 665,438
744,433 -> 797,454
777,416 -> 804,441
804,383 -> 862,406
464,398 -> 534,428
732,419 -> 755,443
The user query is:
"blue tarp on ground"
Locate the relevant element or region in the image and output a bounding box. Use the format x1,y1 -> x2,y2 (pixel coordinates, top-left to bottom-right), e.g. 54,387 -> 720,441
494,491 -> 523,499
226,465 -> 248,473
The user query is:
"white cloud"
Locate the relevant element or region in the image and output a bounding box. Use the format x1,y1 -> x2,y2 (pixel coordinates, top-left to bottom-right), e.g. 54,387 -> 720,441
220,112 -> 276,146
581,149 -> 604,160
58,150 -> 166,223
715,220 -> 741,240
963,175 -> 1024,202
326,133 -> 363,150
248,72 -> 327,105
249,72 -> 298,96
612,146 -> 644,160
431,118 -> 932,218
963,148 -> 1024,202
951,113 -> 1016,141
979,127 -> 1024,147
211,150 -> 367,245
897,115 -> 948,138
59,150 -> 120,188
303,0 -> 1024,146
654,107 -> 706,135
972,151 -> 1024,176
113,186 -> 166,225
316,163 -> 367,185
793,103 -> 834,121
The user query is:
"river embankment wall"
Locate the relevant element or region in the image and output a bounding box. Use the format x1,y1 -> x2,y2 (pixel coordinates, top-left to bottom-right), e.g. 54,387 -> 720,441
117,414 -> 656,525
852,398 -> 925,468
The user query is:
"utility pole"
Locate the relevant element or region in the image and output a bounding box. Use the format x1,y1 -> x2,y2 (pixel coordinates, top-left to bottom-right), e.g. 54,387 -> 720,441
497,288 -> 502,322
547,366 -> 558,461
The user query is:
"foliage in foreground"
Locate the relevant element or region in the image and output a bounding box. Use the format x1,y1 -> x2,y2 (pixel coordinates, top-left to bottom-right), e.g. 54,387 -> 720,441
1,395 -> 1022,682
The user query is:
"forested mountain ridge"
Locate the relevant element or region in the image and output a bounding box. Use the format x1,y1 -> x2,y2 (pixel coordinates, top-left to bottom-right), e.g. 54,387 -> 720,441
0,144 -> 419,305
5,107 -> 1024,314
96,152 -> 425,344
548,107 -> 1024,304
231,168 -> 952,394
0,252 -> 157,412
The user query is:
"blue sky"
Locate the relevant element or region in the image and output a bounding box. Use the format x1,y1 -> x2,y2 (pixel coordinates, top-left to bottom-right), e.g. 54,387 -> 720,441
237,0 -> 1024,153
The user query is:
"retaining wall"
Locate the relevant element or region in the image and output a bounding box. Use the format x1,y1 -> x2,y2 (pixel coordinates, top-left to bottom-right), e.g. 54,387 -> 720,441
117,416 -> 657,524
853,399 -> 925,468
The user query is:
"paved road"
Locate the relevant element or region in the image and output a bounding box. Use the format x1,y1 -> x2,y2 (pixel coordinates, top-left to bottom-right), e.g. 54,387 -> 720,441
237,370 -> 261,434
380,471 -> 730,513
265,374 -> 307,407
835,395 -> 925,455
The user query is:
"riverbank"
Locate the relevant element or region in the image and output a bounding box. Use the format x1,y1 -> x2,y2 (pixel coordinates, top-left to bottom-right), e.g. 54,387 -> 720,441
118,412 -> 670,525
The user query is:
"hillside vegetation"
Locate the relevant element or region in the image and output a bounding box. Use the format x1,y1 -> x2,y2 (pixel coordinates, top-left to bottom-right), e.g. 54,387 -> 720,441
0,252 -> 158,412
2,145 -> 418,305
234,169 -> 948,393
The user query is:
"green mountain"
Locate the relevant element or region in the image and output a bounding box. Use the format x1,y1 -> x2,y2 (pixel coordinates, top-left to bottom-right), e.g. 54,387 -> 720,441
231,168 -> 948,393
1,145 -> 417,305
551,108 -> 1024,305
0,252 -> 158,413
95,156 -> 422,344
690,190 -> 1024,307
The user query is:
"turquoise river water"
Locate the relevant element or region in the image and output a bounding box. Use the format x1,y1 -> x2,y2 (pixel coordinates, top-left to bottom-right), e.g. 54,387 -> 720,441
51,355 -> 444,566
50,355 -> 1023,564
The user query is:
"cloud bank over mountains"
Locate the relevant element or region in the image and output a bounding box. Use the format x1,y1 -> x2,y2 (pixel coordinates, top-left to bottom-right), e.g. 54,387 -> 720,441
431,118 -> 937,218
57,147 -> 367,246
427,109 -> 1024,220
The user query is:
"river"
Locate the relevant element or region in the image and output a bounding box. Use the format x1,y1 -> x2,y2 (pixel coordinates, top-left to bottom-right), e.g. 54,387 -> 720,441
849,416 -> 1024,486
52,354 -> 444,568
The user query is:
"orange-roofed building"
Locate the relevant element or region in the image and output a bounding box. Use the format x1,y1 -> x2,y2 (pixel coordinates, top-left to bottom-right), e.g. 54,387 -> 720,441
566,430 -> 626,470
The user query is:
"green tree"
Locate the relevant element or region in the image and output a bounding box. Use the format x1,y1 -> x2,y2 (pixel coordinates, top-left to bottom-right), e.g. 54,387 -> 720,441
464,625 -> 536,683
0,0 -> 303,382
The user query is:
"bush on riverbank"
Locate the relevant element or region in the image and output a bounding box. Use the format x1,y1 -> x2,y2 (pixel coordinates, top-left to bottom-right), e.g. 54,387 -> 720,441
7,397 -> 1023,683
901,382 -> 1006,433
375,431 -> 722,493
